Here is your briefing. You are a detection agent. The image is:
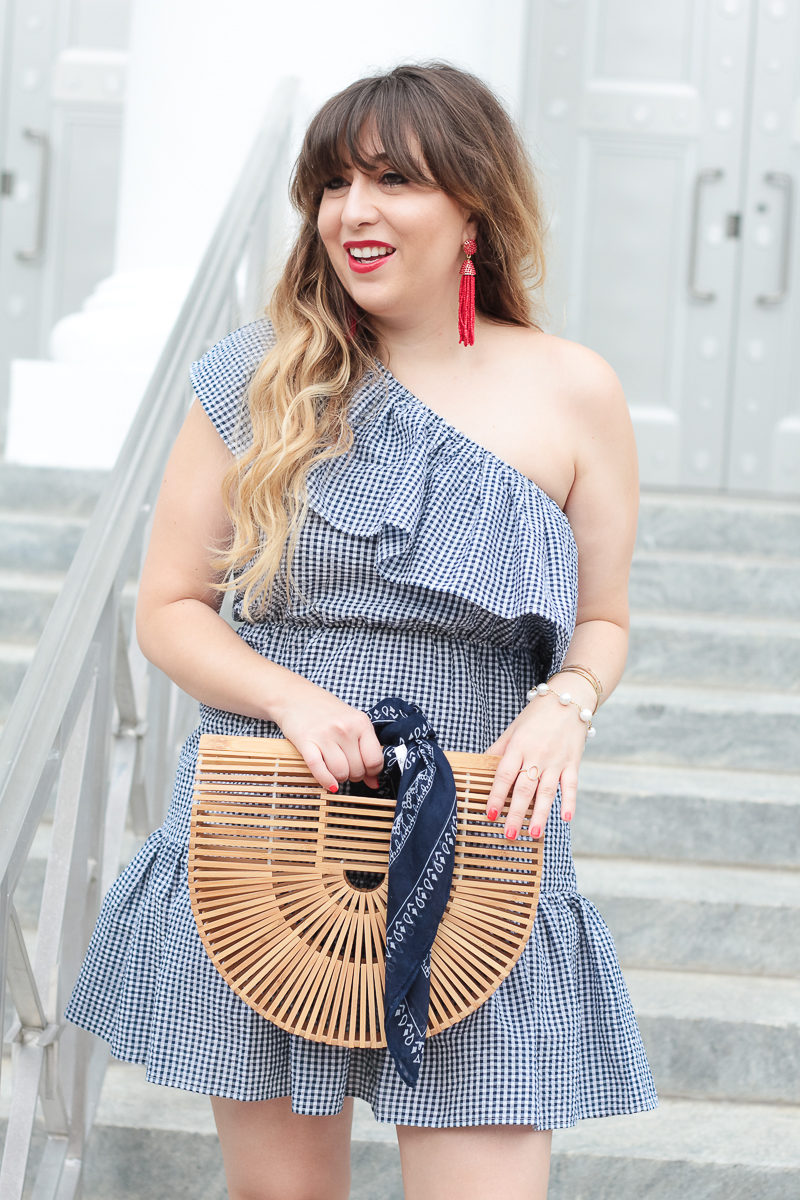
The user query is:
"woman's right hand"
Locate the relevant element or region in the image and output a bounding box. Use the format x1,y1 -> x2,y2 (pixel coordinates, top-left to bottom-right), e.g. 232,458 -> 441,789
272,678 -> 386,793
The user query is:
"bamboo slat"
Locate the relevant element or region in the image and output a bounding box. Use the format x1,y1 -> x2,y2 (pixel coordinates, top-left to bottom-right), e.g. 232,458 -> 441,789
188,735 -> 542,1048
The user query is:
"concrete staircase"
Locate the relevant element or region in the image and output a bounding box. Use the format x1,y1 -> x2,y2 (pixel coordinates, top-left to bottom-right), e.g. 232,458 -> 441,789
2,474 -> 799,1198
0,464 -> 107,725
562,492 -> 800,1198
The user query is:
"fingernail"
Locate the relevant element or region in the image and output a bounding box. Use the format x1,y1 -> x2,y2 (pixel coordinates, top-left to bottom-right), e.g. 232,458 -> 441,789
563,811 -> 572,822
505,825 -> 517,840
329,784 -> 338,794
487,807 -> 499,821
530,825 -> 541,839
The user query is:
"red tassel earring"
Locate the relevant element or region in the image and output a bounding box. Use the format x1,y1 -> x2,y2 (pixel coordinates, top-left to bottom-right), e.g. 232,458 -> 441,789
458,238 -> 477,347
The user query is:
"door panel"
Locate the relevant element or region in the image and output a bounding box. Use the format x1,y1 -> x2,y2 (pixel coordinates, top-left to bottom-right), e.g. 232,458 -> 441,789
578,141 -> 687,482
725,0 -> 800,495
593,0 -> 697,82
522,0 -> 796,494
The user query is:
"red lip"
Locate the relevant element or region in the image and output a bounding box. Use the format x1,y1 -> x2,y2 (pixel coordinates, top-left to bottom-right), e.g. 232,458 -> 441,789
344,240 -> 396,273
343,240 -> 395,249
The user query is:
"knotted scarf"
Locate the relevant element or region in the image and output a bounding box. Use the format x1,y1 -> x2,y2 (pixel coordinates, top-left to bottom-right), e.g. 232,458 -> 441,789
358,696 -> 458,1087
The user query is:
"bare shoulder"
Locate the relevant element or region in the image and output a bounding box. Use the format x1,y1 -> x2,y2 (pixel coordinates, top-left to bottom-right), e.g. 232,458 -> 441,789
486,323 -> 626,413
468,322 -> 636,508
548,332 -> 620,385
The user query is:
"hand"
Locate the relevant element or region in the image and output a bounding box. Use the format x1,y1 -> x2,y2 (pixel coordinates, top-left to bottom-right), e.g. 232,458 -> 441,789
483,693 -> 588,841
271,677 -> 386,793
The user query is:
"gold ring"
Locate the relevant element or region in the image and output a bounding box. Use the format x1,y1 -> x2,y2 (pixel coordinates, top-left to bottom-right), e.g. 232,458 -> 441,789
522,764 -> 540,783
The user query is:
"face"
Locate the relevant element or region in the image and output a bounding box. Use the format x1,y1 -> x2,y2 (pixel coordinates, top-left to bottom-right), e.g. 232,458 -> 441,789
316,132 -> 477,333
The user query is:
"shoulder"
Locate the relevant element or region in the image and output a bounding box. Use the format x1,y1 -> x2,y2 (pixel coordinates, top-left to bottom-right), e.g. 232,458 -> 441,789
495,326 -> 634,469
546,334 -> 628,421
190,317 -> 276,397
491,324 -> 626,415
190,317 -> 276,456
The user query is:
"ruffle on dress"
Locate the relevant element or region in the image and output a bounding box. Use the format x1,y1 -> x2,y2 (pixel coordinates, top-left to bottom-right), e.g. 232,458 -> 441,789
305,362 -> 578,671
188,317 -> 578,674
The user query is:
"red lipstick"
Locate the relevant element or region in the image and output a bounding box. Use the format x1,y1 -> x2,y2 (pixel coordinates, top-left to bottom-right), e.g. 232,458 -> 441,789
344,240 -> 396,274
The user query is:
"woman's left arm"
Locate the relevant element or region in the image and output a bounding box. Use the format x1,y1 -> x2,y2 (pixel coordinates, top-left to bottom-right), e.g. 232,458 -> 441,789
485,349 -> 639,840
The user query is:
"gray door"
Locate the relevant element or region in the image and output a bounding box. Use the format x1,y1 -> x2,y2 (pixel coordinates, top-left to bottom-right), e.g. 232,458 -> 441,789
522,0 -> 799,497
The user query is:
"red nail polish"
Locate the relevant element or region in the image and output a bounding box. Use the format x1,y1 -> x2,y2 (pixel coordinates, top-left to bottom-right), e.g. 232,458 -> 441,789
563,811 -> 572,822
505,825 -> 517,840
487,808 -> 498,821
329,783 -> 338,794
531,825 -> 541,839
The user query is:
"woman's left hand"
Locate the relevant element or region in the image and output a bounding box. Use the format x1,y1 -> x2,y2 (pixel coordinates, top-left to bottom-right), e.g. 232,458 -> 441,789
483,694 -> 588,841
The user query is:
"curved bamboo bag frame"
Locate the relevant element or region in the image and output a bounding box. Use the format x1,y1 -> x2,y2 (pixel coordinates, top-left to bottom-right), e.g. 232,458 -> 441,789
189,734 -> 543,1049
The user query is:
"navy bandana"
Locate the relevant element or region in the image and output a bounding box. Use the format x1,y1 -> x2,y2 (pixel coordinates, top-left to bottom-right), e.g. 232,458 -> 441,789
361,697 -> 458,1087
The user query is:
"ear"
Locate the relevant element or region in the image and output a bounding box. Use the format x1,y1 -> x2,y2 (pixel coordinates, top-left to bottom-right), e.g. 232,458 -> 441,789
463,213 -> 479,244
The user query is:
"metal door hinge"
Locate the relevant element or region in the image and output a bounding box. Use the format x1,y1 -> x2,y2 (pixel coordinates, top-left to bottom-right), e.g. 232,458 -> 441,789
725,212 -> 741,238
1,170 -> 14,196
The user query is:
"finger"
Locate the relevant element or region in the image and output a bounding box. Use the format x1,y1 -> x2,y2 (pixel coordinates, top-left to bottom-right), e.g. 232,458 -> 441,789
324,713 -> 382,787
485,751 -> 524,820
559,765 -> 579,823
527,772 -> 561,839
359,730 -> 386,789
504,773 -> 539,841
300,741 -> 343,792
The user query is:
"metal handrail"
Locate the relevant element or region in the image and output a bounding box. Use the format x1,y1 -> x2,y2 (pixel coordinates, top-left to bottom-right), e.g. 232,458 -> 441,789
0,77 -> 298,1197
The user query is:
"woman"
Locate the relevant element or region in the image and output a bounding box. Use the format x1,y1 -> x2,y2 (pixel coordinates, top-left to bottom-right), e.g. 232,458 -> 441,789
66,61 -> 657,1199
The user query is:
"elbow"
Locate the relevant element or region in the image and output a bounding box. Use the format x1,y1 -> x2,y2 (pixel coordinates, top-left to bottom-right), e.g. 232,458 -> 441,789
575,608 -> 630,637
135,597 -> 160,667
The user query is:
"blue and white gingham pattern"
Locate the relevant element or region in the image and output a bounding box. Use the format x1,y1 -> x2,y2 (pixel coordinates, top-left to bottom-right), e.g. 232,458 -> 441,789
65,319 -> 658,1129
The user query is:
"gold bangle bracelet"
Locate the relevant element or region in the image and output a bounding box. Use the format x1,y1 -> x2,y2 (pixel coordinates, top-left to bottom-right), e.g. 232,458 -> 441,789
549,663 -> 603,702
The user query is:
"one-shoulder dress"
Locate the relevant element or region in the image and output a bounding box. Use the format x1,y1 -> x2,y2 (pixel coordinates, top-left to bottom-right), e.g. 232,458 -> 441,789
65,318 -> 658,1129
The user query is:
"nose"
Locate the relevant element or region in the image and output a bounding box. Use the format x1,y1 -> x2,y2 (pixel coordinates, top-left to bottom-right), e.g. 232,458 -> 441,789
340,173 -> 379,229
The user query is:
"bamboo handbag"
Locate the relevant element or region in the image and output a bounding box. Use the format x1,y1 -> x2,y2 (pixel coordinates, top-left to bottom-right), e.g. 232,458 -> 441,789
188,734 -> 544,1048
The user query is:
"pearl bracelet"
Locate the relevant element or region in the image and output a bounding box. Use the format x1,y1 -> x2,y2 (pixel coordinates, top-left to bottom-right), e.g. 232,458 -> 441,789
526,683 -> 597,740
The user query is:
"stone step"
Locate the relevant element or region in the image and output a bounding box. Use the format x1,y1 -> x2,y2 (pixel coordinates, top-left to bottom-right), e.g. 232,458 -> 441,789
0,570 -> 137,645
575,855 -> 800,976
74,1100 -> 800,1200
12,818 -> 143,938
629,550 -> 800,617
636,491 -> 800,559
594,684 -> 800,772
5,590 -> 797,688
549,1096 -> 800,1200
629,967 -> 800,1104
6,1063 -> 798,1199
0,463 -> 106,516
572,761 -> 800,869
0,570 -> 63,642
0,643 -> 34,721
627,610 -> 800,690
12,762 -> 800,939
4,539 -> 797,617
0,512 -> 88,572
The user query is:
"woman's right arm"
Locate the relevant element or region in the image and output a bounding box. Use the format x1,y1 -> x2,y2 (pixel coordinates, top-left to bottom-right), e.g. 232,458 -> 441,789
135,399 -> 384,791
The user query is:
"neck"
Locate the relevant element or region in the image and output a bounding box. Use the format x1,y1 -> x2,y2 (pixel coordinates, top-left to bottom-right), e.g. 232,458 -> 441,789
372,313 -> 489,373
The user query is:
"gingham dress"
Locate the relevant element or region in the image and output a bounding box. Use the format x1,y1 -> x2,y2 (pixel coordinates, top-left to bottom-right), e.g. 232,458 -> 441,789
65,318 -> 658,1129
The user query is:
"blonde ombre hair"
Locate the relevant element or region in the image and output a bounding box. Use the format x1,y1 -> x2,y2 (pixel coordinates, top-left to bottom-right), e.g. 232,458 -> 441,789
217,61 -> 549,618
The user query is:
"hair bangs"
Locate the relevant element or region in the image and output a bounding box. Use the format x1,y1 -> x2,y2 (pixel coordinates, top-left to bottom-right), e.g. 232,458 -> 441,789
293,80 -> 438,215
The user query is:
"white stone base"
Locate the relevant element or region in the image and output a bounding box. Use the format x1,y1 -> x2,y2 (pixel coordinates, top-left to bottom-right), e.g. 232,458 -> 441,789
6,358 -> 151,470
